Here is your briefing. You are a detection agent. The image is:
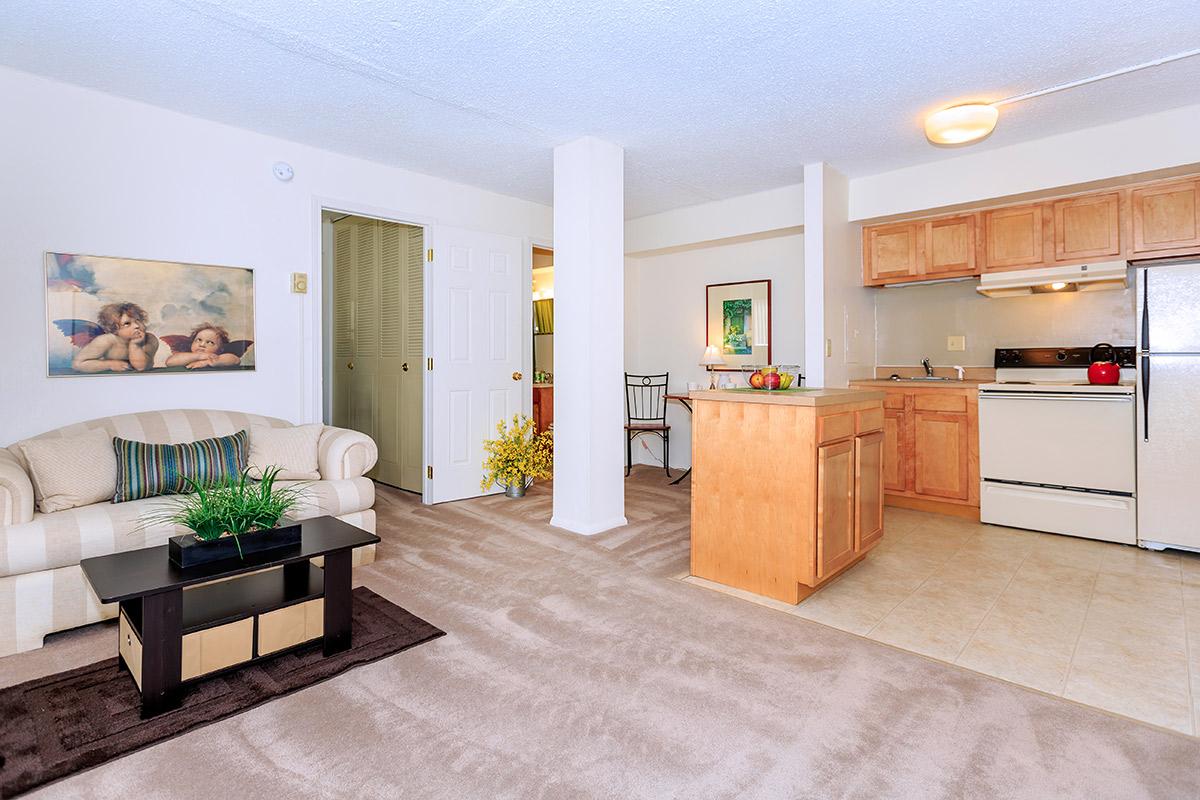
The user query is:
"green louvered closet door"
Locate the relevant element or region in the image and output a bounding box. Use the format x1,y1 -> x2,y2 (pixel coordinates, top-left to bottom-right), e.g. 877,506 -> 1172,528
331,216 -> 424,492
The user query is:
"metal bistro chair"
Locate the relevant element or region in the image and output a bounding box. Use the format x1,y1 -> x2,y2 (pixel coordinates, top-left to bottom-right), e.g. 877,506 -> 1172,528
625,372 -> 671,478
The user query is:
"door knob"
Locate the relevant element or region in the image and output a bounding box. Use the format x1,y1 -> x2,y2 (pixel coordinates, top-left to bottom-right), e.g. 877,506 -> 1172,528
347,361 -> 354,370
512,371 -> 523,381
402,362 -> 409,372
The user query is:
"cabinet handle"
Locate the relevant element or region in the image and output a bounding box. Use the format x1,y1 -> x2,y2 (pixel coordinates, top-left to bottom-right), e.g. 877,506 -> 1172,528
347,361 -> 355,370
401,362 -> 409,372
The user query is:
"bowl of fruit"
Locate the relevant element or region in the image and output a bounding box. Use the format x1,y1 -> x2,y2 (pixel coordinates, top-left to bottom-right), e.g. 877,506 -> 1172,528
747,366 -> 795,390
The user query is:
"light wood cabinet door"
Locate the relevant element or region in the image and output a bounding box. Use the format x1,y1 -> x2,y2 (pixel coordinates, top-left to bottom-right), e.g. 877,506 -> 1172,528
925,215 -> 977,276
912,410 -> 971,501
1053,192 -> 1121,262
882,408 -> 909,493
855,432 -> 884,552
817,439 -> 857,580
865,222 -> 923,283
984,203 -> 1048,271
1132,180 -> 1200,255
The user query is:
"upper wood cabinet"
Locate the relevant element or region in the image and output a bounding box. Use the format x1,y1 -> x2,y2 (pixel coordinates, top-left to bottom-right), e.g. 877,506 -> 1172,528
1053,192 -> 1121,262
926,215 -> 977,276
861,171 -> 1200,287
1132,179 -> 1200,255
864,222 -> 923,283
983,203 -> 1048,270
864,216 -> 976,285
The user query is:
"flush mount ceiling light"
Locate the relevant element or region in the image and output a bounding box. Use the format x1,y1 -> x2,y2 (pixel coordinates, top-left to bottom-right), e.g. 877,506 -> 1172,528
924,47 -> 1200,146
924,103 -> 998,145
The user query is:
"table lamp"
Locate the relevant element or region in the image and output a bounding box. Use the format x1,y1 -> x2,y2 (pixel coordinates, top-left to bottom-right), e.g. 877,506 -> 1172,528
700,345 -> 726,389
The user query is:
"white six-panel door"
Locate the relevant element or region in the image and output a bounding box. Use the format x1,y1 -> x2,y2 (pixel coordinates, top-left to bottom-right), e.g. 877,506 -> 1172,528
426,226 -> 527,503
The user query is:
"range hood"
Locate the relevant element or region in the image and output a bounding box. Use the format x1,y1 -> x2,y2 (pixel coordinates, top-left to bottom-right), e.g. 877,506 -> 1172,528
976,260 -> 1129,298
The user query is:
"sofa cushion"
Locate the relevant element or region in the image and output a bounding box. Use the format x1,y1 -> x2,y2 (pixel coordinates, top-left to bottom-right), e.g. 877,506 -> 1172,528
247,424 -> 322,480
0,477 -> 375,578
16,430 -> 117,514
113,430 -> 248,503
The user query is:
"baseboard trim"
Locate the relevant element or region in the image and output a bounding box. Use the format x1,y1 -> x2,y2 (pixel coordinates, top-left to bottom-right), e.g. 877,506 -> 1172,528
885,494 -> 980,521
549,515 -> 629,536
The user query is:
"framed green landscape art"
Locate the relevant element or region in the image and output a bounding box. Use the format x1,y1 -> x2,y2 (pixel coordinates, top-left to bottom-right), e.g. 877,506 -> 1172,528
705,279 -> 771,370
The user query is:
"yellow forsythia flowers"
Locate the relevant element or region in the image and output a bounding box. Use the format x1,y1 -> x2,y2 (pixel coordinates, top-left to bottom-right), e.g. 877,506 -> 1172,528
480,414 -> 554,491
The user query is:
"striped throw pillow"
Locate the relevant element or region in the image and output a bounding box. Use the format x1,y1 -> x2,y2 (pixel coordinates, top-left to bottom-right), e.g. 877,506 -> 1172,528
112,430 -> 248,503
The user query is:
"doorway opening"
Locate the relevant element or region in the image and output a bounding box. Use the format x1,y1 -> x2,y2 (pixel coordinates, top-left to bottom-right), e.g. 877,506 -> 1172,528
321,210 -> 425,494
532,246 -> 554,434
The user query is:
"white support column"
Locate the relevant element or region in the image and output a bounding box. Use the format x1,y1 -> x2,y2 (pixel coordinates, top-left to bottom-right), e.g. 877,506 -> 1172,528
550,137 -> 628,535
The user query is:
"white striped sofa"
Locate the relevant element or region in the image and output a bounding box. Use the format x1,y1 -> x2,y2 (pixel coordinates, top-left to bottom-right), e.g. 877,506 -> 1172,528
0,409 -> 379,658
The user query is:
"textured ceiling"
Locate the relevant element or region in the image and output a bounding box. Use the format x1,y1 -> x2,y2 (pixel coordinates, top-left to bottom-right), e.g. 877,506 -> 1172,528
2,1 -> 1199,217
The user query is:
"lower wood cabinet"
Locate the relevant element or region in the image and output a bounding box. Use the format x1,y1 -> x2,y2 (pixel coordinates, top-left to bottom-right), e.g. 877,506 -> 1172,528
882,409 -> 908,492
913,410 -> 971,501
689,393 -> 886,603
816,439 -> 856,580
850,384 -> 979,515
855,431 -> 885,551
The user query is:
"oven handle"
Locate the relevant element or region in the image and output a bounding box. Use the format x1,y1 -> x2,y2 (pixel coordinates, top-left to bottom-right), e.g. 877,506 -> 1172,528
979,392 -> 1133,402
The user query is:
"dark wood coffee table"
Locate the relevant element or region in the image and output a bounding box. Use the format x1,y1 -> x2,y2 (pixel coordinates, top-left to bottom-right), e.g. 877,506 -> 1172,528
80,516 -> 380,717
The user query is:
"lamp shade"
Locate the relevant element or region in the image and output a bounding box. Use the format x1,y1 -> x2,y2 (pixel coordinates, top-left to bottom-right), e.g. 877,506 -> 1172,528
924,103 -> 999,145
700,345 -> 725,366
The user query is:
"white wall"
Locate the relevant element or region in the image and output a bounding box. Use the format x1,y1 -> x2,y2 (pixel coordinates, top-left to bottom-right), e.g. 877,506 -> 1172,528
0,67 -> 552,443
804,163 -> 873,388
625,232 -> 804,469
626,184 -> 804,255
850,103 -> 1200,222
874,280 -> 1136,367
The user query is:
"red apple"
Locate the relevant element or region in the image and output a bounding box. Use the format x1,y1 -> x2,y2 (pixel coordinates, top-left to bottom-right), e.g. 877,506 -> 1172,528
749,370 -> 765,389
763,372 -> 781,390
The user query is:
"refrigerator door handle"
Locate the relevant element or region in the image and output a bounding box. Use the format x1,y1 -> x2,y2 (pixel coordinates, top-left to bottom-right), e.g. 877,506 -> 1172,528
1141,268 -> 1150,353
1141,355 -> 1150,442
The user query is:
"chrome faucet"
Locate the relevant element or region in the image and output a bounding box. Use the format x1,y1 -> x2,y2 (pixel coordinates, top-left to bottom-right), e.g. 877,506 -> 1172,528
921,357 -> 934,377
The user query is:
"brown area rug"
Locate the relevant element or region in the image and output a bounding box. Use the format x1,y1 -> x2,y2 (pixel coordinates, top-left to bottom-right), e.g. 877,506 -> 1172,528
0,587 -> 444,798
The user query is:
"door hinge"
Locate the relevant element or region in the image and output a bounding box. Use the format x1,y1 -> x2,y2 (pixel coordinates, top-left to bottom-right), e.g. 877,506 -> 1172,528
427,465 -> 434,480
427,357 -> 434,371
427,248 -> 433,263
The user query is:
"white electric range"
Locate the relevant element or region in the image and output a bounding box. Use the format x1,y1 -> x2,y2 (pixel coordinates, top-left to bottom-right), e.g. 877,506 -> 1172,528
978,346 -> 1137,544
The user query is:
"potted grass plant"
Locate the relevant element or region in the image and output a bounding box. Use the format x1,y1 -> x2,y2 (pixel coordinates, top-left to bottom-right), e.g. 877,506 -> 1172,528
481,414 -> 553,498
144,466 -> 308,568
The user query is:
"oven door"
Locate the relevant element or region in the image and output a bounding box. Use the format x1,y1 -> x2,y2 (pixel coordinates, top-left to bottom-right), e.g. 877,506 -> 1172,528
978,391 -> 1135,493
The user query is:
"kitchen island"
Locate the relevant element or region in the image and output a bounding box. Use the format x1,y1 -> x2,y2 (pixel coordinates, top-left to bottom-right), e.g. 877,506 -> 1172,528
689,387 -> 886,603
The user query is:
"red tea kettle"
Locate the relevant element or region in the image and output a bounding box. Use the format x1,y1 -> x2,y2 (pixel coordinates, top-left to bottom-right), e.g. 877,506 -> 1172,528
1088,342 -> 1120,385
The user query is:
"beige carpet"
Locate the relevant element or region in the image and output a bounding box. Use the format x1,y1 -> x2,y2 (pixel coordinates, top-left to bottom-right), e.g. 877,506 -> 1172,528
2,468 -> 1198,799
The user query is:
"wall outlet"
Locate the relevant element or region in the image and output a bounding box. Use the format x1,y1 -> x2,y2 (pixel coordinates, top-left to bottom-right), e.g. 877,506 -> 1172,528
291,272 -> 308,294
947,335 -> 966,352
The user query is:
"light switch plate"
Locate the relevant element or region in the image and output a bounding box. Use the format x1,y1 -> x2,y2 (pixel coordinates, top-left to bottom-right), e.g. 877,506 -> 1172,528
947,335 -> 966,352
291,272 -> 308,294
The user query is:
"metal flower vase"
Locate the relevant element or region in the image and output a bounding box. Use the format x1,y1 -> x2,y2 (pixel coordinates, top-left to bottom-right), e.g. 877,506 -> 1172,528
505,478 -> 528,498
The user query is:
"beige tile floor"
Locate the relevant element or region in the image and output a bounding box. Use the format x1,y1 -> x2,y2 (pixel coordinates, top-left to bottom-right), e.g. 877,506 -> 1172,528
686,507 -> 1200,735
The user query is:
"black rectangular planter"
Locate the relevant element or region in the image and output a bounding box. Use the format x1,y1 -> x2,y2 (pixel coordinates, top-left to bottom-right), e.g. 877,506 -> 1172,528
168,523 -> 302,569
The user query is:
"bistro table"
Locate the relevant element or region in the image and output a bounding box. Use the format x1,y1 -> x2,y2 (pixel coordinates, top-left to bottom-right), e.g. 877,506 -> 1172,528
663,393 -> 694,485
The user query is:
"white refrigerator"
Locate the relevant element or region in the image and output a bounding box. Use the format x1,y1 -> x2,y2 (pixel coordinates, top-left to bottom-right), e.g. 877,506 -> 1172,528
1136,261 -> 1200,552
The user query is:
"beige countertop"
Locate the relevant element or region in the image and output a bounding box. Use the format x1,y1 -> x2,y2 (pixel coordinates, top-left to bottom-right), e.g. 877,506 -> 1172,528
850,379 -> 985,388
688,387 -> 885,406
533,383 -> 554,389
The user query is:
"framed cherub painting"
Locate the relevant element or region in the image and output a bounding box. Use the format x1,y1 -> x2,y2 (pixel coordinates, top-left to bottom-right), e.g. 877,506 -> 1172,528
45,253 -> 255,377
